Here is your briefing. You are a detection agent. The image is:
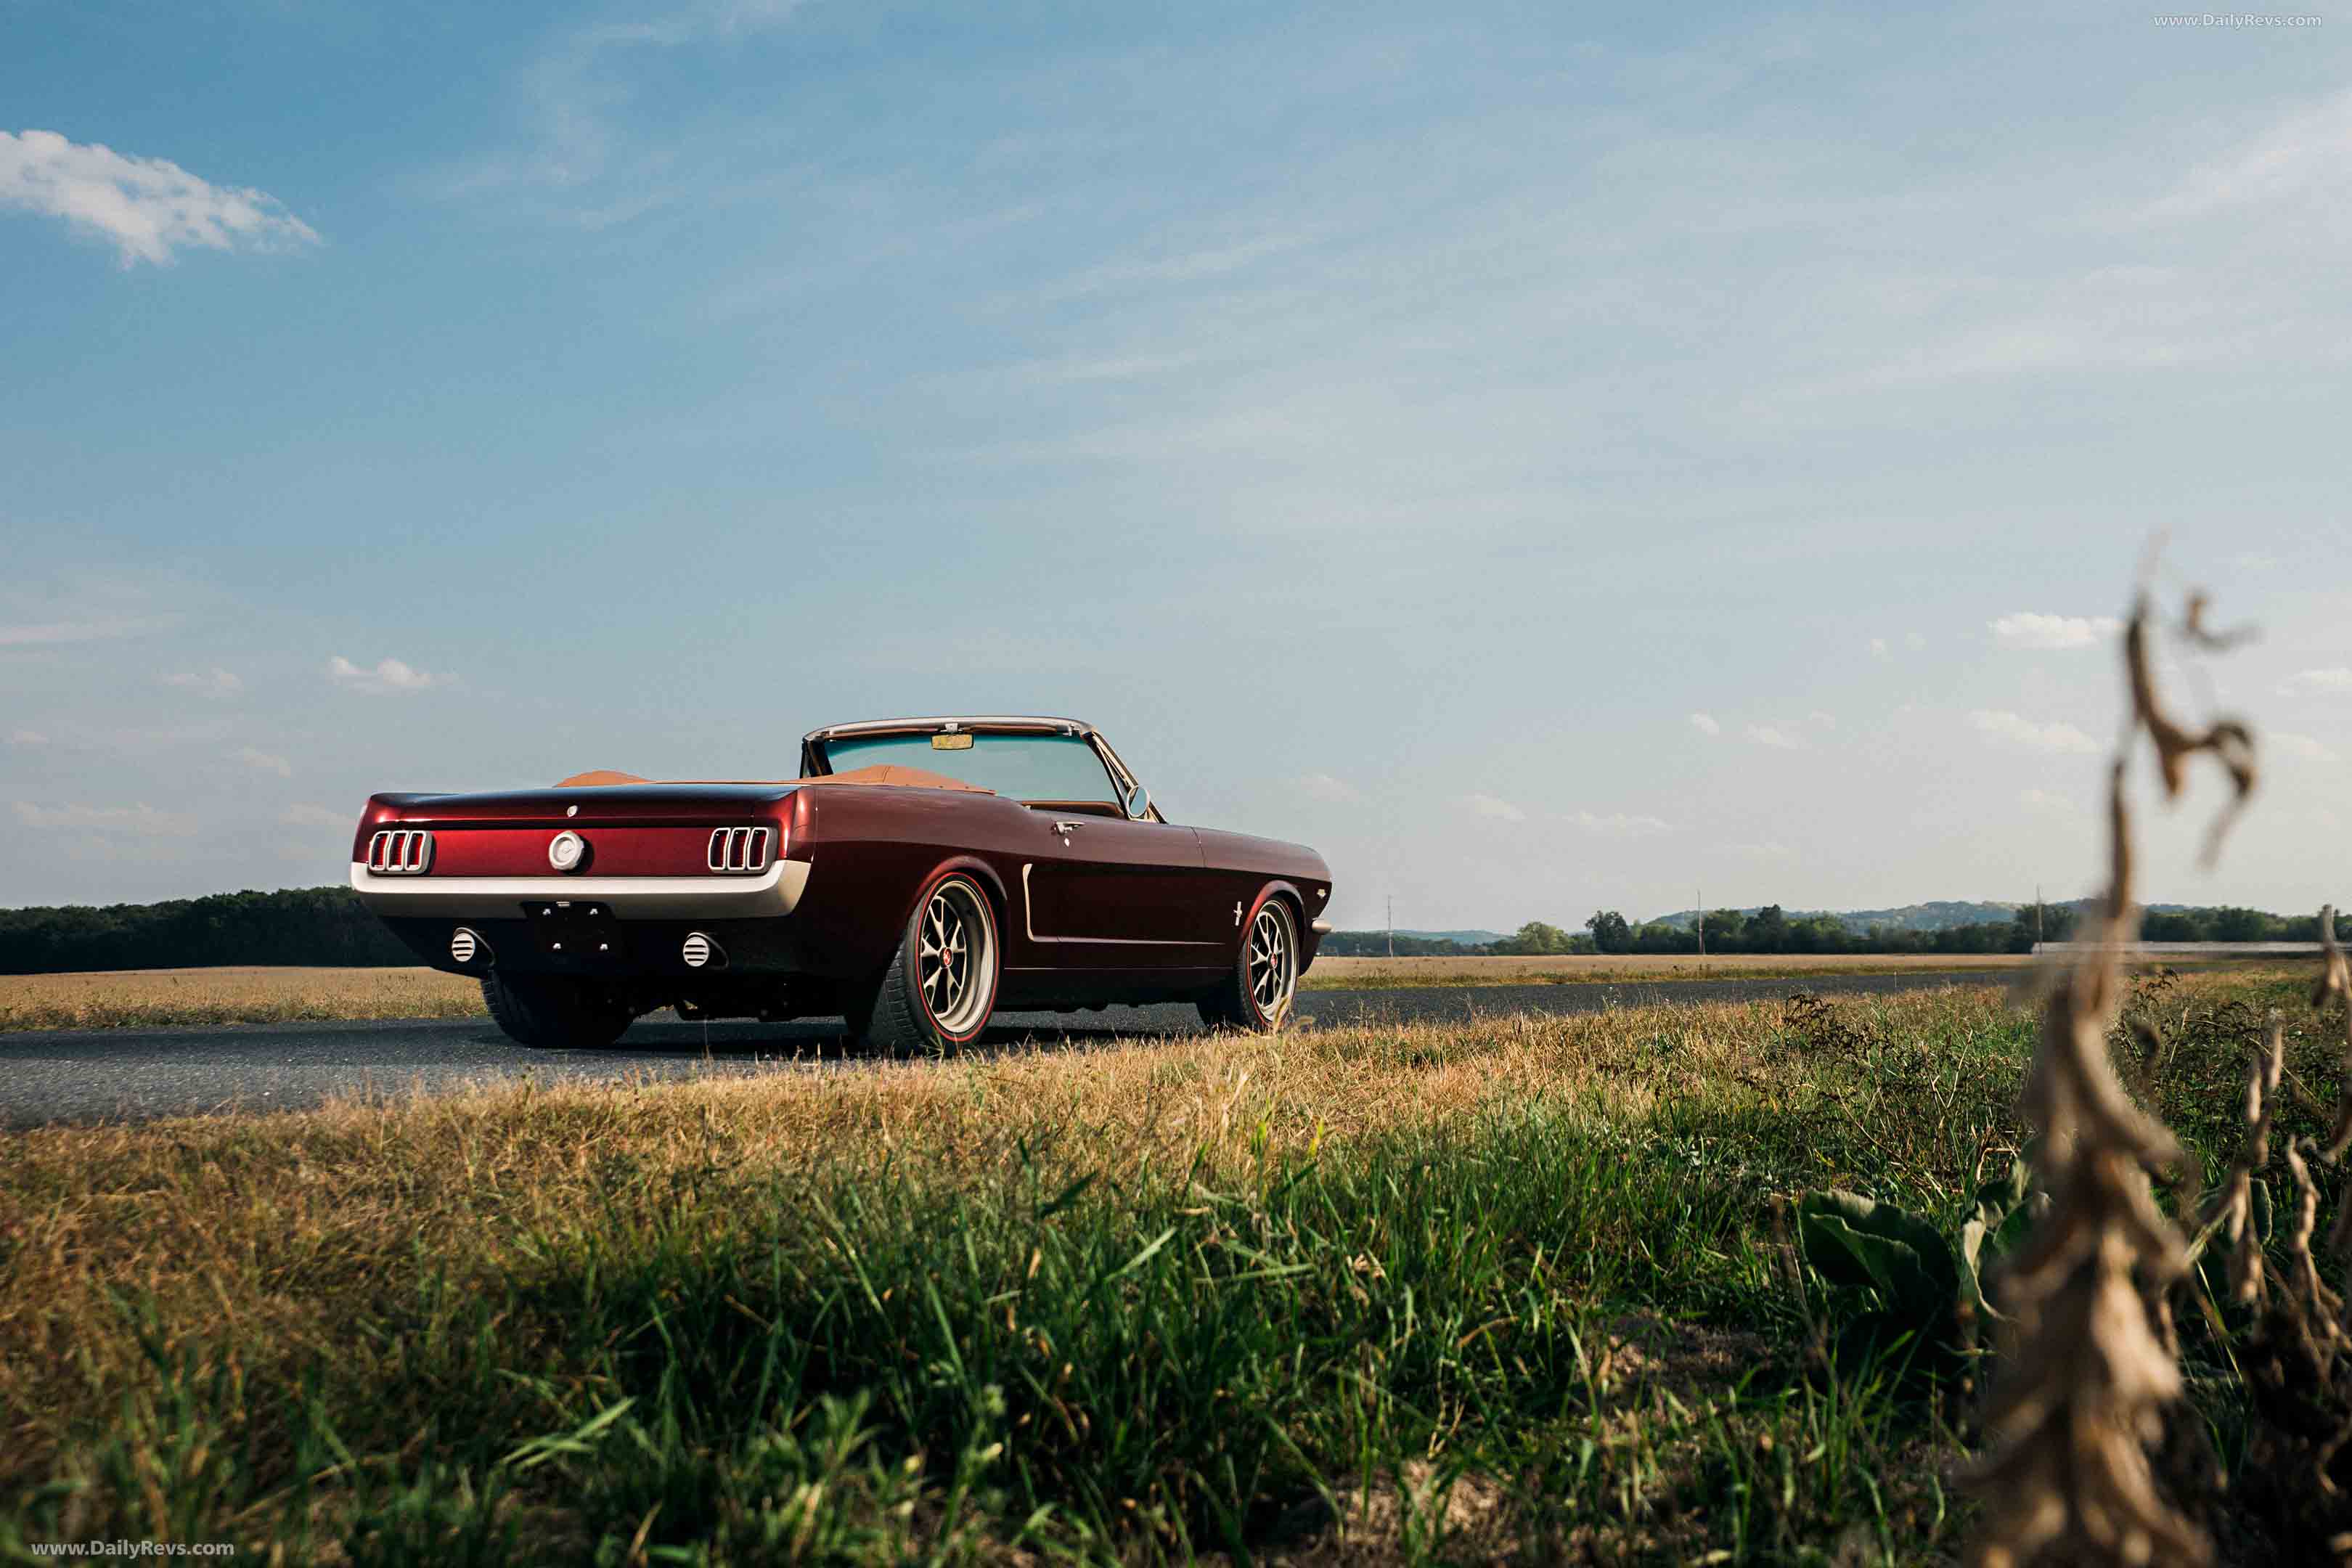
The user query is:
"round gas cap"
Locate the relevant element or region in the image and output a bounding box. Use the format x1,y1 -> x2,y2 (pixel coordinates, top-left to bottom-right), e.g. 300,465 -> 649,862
548,830 -> 587,872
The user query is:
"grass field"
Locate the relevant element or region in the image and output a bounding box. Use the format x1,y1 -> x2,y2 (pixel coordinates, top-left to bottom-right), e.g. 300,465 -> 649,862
3,965 -> 2335,1562
0,965 -> 484,1032
0,953 -> 2045,1032
1305,951 -> 2039,989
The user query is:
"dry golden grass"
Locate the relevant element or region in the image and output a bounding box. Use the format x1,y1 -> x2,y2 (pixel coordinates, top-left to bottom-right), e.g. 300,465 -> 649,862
1304,950 -> 2039,989
0,965 -> 483,1032
1,952 -> 2043,1032
0,980 -> 2033,1489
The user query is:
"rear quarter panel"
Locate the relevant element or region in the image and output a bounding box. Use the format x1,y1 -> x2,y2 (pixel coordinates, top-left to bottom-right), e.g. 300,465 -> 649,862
793,785 -> 1059,977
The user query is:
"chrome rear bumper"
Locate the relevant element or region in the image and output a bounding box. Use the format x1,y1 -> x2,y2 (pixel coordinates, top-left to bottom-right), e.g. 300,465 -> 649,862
349,860 -> 811,920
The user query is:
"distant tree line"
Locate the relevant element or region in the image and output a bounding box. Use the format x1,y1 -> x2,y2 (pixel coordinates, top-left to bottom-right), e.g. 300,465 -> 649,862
6,889 -> 2340,976
1324,901 -> 2343,960
0,888 -> 414,974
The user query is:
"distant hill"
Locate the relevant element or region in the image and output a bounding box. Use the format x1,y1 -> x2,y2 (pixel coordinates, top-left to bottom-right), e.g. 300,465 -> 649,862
1388,928 -> 1508,945
1646,899 -> 2193,935
1317,928 -> 1503,957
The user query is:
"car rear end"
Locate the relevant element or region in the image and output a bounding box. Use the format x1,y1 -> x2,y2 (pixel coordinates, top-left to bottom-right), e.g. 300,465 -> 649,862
350,783 -> 817,1023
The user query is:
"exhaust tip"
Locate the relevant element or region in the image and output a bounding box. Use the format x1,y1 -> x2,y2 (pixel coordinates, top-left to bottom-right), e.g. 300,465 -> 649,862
451,926 -> 490,965
682,931 -> 722,969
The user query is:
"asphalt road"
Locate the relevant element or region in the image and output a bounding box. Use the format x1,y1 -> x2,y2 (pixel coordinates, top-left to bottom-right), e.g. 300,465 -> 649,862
1,971 -> 2003,1129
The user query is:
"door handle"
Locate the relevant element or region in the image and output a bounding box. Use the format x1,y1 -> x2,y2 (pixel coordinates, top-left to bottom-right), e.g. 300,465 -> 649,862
1052,820 -> 1084,834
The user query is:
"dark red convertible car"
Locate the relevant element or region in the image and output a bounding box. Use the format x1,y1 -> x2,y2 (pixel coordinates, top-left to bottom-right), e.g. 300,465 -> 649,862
350,716 -> 1333,1053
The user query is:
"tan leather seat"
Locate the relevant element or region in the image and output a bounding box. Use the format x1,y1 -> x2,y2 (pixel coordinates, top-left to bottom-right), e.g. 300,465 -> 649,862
552,764 -> 993,794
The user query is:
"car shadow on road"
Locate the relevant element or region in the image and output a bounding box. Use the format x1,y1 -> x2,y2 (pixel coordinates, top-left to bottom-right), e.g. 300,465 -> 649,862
497,1015 -> 1196,1062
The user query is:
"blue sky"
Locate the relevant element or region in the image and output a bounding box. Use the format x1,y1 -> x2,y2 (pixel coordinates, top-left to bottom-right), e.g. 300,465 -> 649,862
4,1 -> 2348,928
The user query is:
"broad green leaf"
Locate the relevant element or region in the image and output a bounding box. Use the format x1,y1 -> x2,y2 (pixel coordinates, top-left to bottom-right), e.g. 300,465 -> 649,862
1796,1191 -> 1959,1326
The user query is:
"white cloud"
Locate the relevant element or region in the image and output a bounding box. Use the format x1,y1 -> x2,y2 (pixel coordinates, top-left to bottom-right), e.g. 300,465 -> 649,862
0,128 -> 319,266
1808,710 -> 1834,729
230,745 -> 292,777
1869,637 -> 1890,658
2146,89 -> 2352,222
1295,771 -> 1363,805
2318,807 -> 2345,833
2271,731 -> 2340,764
0,614 -> 178,647
1904,632 -> 1927,652
282,803 -> 351,829
328,655 -> 442,693
1745,724 -> 1802,750
2019,787 -> 2075,812
4,728 -> 45,746
1455,792 -> 1526,822
1969,709 -> 2101,755
1687,711 -> 1720,736
1569,809 -> 1673,838
13,801 -> 197,836
164,668 -> 242,700
1731,841 -> 1795,861
2284,668 -> 2352,694
1989,612 -> 2123,652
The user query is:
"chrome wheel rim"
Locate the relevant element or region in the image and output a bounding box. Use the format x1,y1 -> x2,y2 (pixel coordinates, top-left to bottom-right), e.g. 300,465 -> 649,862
1247,902 -> 1296,1021
919,879 -> 993,1036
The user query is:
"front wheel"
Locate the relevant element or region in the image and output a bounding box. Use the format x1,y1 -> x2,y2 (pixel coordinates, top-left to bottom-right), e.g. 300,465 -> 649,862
481,971 -> 635,1049
859,873 -> 1002,1057
1199,895 -> 1299,1032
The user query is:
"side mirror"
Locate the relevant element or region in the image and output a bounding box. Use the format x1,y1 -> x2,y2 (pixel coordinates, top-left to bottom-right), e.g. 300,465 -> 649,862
1124,782 -> 1151,820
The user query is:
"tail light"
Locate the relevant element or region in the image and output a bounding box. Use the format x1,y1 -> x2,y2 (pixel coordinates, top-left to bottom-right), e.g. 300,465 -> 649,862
707,825 -> 775,873
367,829 -> 433,875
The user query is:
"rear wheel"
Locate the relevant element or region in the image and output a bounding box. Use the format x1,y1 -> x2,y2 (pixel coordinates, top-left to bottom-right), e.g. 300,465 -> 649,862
1199,895 -> 1298,1032
481,971 -> 634,1049
860,873 -> 1000,1057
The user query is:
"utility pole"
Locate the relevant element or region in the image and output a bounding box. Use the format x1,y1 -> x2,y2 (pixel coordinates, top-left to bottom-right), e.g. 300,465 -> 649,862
2035,884 -> 2043,949
1696,889 -> 1705,957
1387,894 -> 1394,959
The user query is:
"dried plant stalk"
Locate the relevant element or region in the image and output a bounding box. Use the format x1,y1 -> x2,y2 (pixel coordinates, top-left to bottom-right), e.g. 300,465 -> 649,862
2124,592 -> 2257,867
2204,1015 -> 2287,1306
1969,766 -> 2208,1568
2316,907 -> 2352,1169
1968,583 -> 2261,1568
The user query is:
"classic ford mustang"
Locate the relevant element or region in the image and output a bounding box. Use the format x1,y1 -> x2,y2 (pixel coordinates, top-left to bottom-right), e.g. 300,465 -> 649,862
349,716 -> 1334,1053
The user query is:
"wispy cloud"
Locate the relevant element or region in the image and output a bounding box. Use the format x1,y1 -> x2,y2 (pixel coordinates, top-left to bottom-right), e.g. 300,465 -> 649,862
13,801 -> 198,836
1731,841 -> 1794,861
1688,711 -> 1720,736
1569,809 -> 1672,838
164,668 -> 242,700
1969,709 -> 2100,755
2145,89 -> 2352,222
5,728 -> 45,746
2284,667 -> 2352,694
0,128 -> 319,266
437,1 -> 807,209
0,614 -> 178,647
229,745 -> 291,777
327,655 -> 443,693
282,803 -> 351,829
1989,612 -> 2123,651
1745,723 -> 1802,750
2271,731 -> 2340,764
1455,792 -> 1525,822
1294,771 -> 1363,805
2019,786 -> 2075,812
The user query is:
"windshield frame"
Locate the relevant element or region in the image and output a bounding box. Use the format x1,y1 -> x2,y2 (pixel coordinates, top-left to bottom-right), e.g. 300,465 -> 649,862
801,718 -> 1161,820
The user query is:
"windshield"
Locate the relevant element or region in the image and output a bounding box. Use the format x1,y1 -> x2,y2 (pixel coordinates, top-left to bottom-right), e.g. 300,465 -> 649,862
820,732 -> 1116,803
